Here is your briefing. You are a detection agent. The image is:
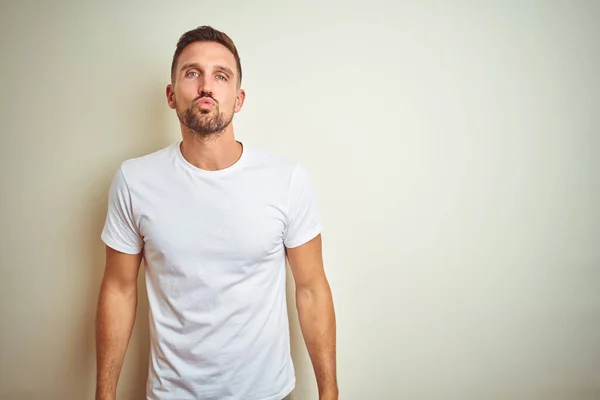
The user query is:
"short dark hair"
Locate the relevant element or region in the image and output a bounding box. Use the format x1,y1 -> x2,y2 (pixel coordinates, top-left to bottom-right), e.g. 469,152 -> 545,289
171,26 -> 242,85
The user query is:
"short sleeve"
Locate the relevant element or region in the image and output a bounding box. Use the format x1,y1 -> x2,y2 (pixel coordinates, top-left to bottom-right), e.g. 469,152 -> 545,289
283,163 -> 323,248
100,165 -> 143,254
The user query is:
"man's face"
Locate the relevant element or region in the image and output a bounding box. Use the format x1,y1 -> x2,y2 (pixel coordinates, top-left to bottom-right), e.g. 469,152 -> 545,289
167,41 -> 245,137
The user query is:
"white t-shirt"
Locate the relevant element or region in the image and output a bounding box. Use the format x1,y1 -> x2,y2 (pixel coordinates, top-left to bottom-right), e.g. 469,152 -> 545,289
101,141 -> 323,400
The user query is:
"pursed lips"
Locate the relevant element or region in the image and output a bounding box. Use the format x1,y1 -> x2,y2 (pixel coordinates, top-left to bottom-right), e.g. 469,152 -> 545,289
196,97 -> 216,107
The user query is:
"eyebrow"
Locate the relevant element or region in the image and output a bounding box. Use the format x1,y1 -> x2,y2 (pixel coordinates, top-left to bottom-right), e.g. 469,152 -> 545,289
179,62 -> 235,78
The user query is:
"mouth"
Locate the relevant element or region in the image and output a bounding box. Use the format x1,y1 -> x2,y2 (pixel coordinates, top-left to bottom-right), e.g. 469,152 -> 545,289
195,97 -> 216,108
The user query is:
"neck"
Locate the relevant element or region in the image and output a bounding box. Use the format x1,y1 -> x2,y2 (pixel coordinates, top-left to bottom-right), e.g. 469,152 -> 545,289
179,123 -> 242,171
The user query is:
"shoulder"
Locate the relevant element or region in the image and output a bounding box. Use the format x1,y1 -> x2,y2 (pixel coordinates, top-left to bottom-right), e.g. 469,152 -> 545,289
118,142 -> 177,183
243,142 -> 305,180
245,143 -> 295,168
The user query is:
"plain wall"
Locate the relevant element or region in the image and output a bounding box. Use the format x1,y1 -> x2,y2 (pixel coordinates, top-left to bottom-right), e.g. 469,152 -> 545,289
1,1 -> 599,399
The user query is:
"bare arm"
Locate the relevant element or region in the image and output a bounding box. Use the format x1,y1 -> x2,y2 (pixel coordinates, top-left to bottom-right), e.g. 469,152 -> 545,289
286,234 -> 338,400
95,246 -> 143,400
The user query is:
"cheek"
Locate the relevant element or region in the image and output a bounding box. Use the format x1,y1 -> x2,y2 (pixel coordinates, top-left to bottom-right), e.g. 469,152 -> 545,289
214,93 -> 233,109
174,92 -> 195,108
174,82 -> 198,100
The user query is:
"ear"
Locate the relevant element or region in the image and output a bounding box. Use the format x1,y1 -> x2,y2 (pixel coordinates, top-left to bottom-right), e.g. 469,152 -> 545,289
234,88 -> 246,113
166,84 -> 176,110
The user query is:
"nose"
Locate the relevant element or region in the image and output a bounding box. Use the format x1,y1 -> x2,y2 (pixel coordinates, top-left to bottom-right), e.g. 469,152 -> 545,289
198,74 -> 214,96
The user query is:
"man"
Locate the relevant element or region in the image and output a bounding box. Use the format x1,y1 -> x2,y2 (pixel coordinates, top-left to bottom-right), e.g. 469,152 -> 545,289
95,26 -> 338,400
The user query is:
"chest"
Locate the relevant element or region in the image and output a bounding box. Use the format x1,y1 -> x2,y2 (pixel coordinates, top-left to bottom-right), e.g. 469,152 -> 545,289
137,180 -> 288,267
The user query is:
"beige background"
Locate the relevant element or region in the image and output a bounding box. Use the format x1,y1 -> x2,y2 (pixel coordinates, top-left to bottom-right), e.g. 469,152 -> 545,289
1,1 -> 599,399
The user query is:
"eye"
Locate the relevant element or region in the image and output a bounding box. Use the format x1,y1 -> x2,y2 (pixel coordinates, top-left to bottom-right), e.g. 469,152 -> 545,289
186,71 -> 199,78
216,74 -> 228,81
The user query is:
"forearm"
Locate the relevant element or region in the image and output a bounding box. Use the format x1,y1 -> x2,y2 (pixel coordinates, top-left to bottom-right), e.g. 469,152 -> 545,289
95,282 -> 138,400
296,281 -> 338,398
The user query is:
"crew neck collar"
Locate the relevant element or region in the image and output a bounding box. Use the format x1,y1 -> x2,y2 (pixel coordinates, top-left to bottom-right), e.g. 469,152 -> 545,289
174,140 -> 248,176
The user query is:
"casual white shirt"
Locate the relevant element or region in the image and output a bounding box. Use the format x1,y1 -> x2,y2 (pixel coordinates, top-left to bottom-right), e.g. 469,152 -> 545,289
101,141 -> 323,400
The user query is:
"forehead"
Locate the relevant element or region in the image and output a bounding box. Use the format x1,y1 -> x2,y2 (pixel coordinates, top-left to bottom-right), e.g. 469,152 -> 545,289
177,41 -> 237,72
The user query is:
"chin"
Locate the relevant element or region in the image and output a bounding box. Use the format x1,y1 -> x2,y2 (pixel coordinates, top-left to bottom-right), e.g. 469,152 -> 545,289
196,107 -> 215,115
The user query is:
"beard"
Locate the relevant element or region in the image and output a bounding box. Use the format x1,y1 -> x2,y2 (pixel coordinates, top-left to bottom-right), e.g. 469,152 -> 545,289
177,97 -> 234,138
